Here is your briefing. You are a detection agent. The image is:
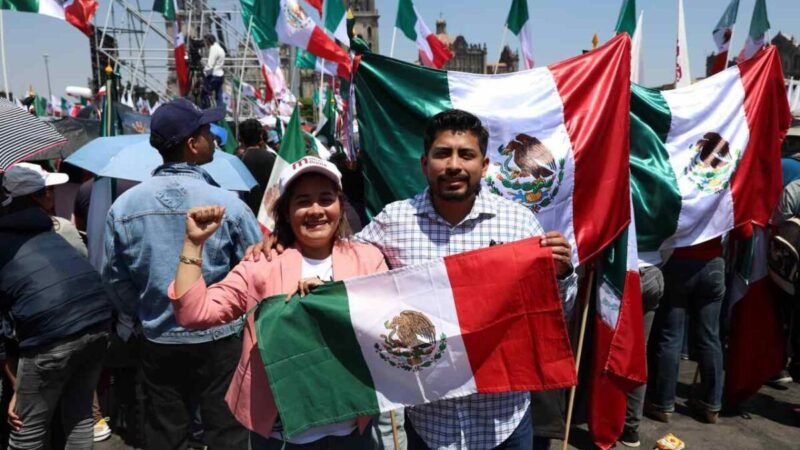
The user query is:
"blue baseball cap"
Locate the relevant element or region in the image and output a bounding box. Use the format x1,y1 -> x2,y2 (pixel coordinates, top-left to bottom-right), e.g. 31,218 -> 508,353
150,99 -> 226,149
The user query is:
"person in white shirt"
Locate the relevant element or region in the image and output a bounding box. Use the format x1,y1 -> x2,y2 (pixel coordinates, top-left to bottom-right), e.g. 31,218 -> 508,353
203,34 -> 226,109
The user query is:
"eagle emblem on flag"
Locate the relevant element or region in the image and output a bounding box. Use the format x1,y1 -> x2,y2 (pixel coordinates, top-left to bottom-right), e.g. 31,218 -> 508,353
485,133 -> 566,213
683,132 -> 742,194
374,310 -> 447,372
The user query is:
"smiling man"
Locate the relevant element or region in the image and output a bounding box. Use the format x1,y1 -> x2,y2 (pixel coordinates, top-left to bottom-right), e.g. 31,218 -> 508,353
355,109 -> 577,450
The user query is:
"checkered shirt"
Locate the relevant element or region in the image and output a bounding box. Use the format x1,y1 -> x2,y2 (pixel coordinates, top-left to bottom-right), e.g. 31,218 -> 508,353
356,188 -> 577,450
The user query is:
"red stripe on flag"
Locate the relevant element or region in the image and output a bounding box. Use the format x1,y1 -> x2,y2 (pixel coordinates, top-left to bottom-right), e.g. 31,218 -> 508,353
306,27 -> 352,79
445,237 -> 576,392
65,0 -> 99,37
424,34 -> 454,69
547,33 -> 632,263
588,270 -> 646,450
724,277 -> 787,405
733,47 -> 792,228
175,43 -> 189,97
261,65 -> 275,102
304,0 -> 323,16
711,51 -> 729,75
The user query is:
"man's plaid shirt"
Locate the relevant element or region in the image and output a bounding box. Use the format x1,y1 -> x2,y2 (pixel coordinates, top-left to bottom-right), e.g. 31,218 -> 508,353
356,188 -> 577,450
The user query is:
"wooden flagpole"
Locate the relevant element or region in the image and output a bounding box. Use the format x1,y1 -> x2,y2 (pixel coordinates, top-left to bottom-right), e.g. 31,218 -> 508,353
562,266 -> 595,450
389,410 -> 400,450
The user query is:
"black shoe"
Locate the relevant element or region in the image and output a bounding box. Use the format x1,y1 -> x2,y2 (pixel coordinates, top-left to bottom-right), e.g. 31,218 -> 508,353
619,427 -> 641,447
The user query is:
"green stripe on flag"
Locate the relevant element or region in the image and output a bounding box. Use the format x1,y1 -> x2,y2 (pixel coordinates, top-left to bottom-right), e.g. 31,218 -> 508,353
355,53 -> 452,216
630,84 -> 681,252
601,227 -> 628,295
1,0 -> 39,13
241,0 -> 279,48
506,0 -> 529,35
748,0 -> 770,39
614,0 -> 636,36
152,0 -> 176,21
254,282 -> 379,438
282,106 -> 310,163
395,0 -> 419,41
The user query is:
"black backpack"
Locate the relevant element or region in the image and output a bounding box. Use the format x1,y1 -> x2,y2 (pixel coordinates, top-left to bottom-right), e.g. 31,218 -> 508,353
769,217 -> 800,295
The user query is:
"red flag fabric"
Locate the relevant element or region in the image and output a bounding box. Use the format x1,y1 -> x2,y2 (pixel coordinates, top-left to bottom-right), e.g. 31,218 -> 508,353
65,0 -> 99,36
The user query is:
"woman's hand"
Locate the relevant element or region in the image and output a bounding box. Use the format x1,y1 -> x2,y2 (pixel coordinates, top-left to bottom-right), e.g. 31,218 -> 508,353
285,277 -> 324,302
186,206 -> 225,246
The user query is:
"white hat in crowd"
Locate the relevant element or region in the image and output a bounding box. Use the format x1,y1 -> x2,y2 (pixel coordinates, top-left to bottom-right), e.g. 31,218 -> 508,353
2,163 -> 69,205
278,156 -> 342,196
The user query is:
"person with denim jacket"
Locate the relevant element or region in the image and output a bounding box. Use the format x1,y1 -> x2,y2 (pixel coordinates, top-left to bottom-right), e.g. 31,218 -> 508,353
102,99 -> 262,449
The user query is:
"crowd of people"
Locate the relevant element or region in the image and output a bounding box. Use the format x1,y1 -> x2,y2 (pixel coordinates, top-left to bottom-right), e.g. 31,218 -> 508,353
0,97 -> 798,450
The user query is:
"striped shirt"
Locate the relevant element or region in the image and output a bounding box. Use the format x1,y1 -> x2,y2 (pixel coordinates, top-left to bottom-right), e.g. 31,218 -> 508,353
356,188 -> 577,450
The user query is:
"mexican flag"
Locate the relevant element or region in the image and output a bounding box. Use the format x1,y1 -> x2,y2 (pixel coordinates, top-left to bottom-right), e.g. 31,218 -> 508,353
1,0 -> 98,36
303,0 -> 321,16
395,0 -> 453,69
675,0 -> 691,87
631,47 -> 791,254
240,0 -> 285,102
355,33 -> 633,264
254,237 -> 576,438
723,227 -> 787,405
323,0 -> 348,44
737,0 -> 770,63
241,0 -> 351,79
233,78 -> 263,102
505,0 -> 534,69
256,106 -> 307,232
153,0 -> 188,96
614,0 -> 643,84
711,0 -> 740,74
296,49 -> 338,76
589,217 -> 646,449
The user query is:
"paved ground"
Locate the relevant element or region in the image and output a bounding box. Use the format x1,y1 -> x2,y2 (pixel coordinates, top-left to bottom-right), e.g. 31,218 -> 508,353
97,361 -> 800,450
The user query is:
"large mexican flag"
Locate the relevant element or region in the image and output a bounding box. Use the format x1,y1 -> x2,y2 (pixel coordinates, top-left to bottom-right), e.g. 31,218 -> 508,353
355,33 -> 633,264
2,0 -> 98,36
631,46 -> 791,254
254,237 -> 576,438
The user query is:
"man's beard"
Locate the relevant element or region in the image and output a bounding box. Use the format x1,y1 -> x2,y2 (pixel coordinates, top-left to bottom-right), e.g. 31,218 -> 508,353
434,175 -> 480,202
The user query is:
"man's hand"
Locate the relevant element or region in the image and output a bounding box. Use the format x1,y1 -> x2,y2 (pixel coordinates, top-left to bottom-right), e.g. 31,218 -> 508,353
540,231 -> 573,278
7,392 -> 21,432
244,234 -> 285,262
186,206 -> 225,246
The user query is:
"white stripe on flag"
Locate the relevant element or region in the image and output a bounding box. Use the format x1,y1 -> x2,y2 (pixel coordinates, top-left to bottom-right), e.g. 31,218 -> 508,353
346,261 -> 477,411
277,0 -> 316,49
412,6 -> 435,62
39,0 -> 66,19
661,67 -> 750,248
448,69 -> 578,263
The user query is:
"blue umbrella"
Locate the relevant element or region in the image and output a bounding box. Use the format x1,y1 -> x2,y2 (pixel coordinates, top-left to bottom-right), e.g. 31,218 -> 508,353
64,134 -> 257,192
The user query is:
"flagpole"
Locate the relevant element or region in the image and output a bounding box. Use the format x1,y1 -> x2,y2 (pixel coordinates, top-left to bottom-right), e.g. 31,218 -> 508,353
0,10 -> 9,98
318,59 -> 325,121
493,27 -> 508,75
561,266 -> 595,450
131,10 -> 155,87
235,15 -> 255,140
390,28 -> 397,58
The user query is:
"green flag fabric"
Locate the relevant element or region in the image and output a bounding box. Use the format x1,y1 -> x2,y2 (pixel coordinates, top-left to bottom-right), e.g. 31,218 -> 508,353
614,0 -> 636,36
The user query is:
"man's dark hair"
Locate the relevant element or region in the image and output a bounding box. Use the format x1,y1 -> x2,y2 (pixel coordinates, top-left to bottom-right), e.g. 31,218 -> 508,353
150,125 -> 209,163
204,34 -> 216,45
238,119 -> 264,147
423,109 -> 489,156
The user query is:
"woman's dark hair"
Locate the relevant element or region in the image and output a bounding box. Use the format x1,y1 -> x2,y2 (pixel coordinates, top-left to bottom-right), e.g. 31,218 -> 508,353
238,119 -> 264,147
423,109 -> 489,156
271,173 -> 352,248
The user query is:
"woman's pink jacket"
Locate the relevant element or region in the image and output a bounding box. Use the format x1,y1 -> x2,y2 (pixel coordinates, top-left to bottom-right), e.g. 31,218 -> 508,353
168,241 -> 388,438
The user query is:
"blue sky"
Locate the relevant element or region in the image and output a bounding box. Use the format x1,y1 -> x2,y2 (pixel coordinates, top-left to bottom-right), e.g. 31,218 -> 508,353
1,0 -> 799,100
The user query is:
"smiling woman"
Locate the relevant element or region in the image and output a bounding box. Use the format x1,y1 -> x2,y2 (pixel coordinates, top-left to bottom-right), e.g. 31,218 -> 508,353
169,156 -> 388,449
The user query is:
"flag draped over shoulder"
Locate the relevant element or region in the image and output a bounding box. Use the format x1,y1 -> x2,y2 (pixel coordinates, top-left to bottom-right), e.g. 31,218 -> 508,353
1,0 -> 98,36
631,47 -> 791,254
255,237 -> 576,438
355,33 -> 632,265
